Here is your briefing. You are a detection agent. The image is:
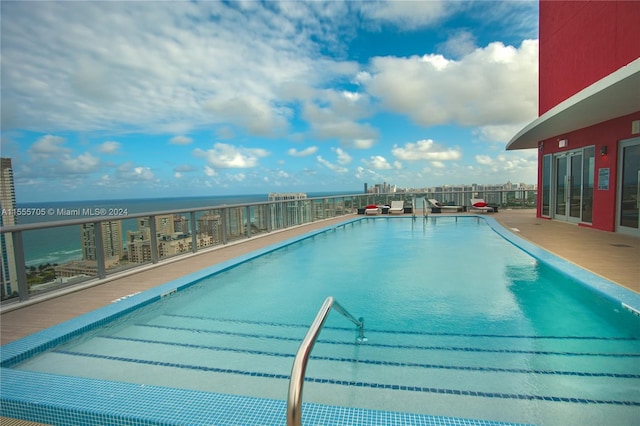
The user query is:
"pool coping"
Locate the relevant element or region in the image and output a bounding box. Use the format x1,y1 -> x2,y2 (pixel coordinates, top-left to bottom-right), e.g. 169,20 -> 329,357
2,215 -> 637,425
483,216 -> 640,315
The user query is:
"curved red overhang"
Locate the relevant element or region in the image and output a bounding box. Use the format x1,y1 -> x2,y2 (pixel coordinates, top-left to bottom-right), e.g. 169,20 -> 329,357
506,58 -> 640,151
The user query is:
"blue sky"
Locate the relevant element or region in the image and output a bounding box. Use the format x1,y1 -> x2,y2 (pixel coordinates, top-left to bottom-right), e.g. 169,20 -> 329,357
1,1 -> 539,202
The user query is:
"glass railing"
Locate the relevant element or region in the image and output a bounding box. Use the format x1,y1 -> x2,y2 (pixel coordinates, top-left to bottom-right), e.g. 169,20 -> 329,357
1,190 -> 536,304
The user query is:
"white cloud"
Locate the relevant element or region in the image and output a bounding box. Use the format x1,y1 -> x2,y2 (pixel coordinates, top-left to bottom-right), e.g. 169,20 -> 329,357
204,96 -> 290,137
474,123 -> 529,143
169,136 -> 193,145
352,139 -> 375,149
26,134 -> 101,177
358,0 -> 453,30
98,141 -> 121,154
475,155 -> 494,166
276,170 -> 291,179
193,143 -> 270,168
28,135 -> 70,156
2,1 -> 542,199
364,40 -> 538,128
317,156 -> 348,174
0,1 -> 356,135
392,139 -> 462,162
287,146 -> 318,157
472,150 -> 538,182
333,147 -> 352,165
216,126 -> 235,140
354,165 -> 385,181
97,174 -> 111,187
438,30 -> 477,58
302,89 -> 378,142
62,152 -> 100,173
228,173 -> 246,183
116,163 -> 155,181
174,164 -> 196,173
363,155 -> 392,170
203,166 -> 216,177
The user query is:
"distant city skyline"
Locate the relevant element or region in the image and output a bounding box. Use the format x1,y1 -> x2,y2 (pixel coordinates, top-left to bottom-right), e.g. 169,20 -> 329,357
365,179 -> 536,194
1,1 -> 539,202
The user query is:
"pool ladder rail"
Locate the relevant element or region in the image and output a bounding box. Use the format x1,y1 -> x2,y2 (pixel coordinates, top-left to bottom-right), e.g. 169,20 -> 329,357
286,296 -> 366,426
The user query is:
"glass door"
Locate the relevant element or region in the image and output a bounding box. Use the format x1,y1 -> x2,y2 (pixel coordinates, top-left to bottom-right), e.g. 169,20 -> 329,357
553,150 -> 585,223
581,147 -> 595,223
617,138 -> 640,236
568,152 -> 583,222
541,155 -> 551,217
555,155 -> 568,219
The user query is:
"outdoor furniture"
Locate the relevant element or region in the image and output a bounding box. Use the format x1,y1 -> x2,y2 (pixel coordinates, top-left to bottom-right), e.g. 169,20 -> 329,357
364,205 -> 380,215
469,198 -> 495,213
428,199 -> 464,212
388,200 -> 404,214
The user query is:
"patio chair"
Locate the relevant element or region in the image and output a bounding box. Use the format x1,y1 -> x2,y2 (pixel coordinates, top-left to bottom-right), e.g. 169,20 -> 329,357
469,198 -> 495,213
364,205 -> 380,215
428,199 -> 464,213
389,200 -> 405,214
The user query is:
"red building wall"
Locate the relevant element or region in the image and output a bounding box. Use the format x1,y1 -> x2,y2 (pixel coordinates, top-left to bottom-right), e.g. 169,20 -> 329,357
539,1 -> 640,114
537,112 -> 640,231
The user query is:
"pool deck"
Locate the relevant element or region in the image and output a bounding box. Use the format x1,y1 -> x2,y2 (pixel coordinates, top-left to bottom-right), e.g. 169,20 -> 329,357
1,209 -> 638,346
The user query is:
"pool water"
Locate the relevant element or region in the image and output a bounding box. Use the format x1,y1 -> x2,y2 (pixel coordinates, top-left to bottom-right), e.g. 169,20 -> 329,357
11,217 -> 640,424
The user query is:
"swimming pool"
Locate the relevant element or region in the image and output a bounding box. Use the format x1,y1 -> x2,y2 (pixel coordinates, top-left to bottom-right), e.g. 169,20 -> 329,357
2,216 -> 639,425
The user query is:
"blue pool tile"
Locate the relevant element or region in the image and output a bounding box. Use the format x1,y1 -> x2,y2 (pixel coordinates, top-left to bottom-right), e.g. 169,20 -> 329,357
2,217 -> 639,425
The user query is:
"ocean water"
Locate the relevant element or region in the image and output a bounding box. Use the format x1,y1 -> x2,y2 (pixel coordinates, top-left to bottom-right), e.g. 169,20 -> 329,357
14,192 -> 352,266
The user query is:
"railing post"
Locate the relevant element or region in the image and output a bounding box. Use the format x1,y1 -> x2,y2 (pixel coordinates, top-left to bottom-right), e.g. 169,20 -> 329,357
284,201 -> 289,229
245,206 -> 251,238
94,221 -> 106,279
221,208 -> 228,244
11,231 -> 29,302
149,215 -> 158,263
190,212 -> 197,253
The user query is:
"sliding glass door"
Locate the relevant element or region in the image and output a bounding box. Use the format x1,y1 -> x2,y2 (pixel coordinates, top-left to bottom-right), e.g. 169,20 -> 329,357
554,151 -> 583,223
552,147 -> 593,224
541,155 -> 551,217
555,155 -> 568,218
617,138 -> 640,236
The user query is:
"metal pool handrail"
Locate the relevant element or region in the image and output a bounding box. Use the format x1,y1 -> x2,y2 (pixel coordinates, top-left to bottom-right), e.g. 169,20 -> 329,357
286,296 -> 366,426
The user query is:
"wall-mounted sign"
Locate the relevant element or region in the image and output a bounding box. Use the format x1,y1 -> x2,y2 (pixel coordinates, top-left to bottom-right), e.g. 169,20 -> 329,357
598,168 -> 610,190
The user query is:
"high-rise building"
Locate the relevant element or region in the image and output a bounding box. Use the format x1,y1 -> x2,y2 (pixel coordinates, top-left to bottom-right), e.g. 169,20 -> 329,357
198,213 -> 221,241
127,214 -> 180,263
173,215 -> 189,234
268,192 -> 308,228
508,1 -> 639,235
1,158 -> 18,298
81,221 -> 123,262
137,215 -> 174,237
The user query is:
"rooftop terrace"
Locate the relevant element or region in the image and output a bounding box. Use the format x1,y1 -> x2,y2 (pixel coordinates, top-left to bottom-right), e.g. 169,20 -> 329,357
2,209 -> 638,346
1,209 -> 639,426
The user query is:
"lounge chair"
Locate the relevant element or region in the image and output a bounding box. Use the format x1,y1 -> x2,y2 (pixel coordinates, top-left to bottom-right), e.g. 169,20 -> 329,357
364,204 -> 380,215
469,198 -> 494,213
389,200 -> 404,214
428,199 -> 464,213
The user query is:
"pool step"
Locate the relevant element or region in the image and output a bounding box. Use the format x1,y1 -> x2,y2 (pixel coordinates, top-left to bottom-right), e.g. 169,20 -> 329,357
14,315 -> 640,424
